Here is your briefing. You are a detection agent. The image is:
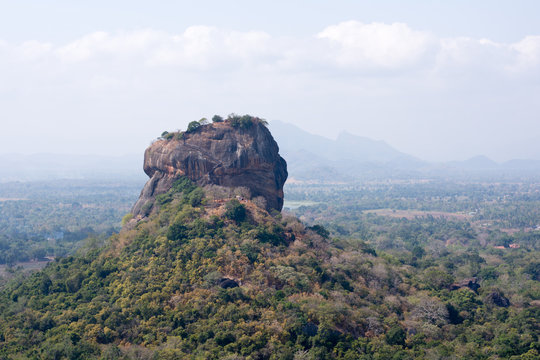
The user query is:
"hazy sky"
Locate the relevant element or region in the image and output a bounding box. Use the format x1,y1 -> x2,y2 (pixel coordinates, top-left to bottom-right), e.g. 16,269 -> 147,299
1,1 -> 539,162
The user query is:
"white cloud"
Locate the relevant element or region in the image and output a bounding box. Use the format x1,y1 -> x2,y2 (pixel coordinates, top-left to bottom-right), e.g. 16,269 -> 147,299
148,26 -> 274,69
511,35 -> 540,70
1,23 -> 540,160
16,40 -> 53,61
51,27 -> 276,71
56,30 -> 163,63
3,23 -> 538,77
316,21 -> 435,69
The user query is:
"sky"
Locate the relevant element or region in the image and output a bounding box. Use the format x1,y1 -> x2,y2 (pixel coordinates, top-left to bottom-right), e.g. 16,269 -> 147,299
1,0 -> 539,162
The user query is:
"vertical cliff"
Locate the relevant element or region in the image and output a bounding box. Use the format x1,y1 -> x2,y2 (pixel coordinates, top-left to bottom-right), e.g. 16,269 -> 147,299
131,118 -> 287,218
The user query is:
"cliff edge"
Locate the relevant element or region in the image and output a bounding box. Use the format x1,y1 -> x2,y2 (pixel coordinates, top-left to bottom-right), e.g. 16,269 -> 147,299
131,117 -> 287,218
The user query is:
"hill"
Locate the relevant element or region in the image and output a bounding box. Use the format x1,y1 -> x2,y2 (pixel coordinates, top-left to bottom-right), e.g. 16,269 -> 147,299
0,115 -> 538,359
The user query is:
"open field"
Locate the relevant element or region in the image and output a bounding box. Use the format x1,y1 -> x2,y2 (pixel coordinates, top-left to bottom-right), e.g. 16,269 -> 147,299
363,208 -> 472,220
283,200 -> 320,209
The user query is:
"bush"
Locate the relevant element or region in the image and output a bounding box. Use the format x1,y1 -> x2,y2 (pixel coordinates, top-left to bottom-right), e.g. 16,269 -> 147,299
188,188 -> 205,207
225,199 -> 246,222
307,225 -> 330,239
212,115 -> 224,123
172,177 -> 197,194
186,121 -> 201,133
385,326 -> 406,346
257,225 -> 287,246
227,114 -> 268,129
161,131 -> 175,140
121,213 -> 133,226
167,223 -> 188,241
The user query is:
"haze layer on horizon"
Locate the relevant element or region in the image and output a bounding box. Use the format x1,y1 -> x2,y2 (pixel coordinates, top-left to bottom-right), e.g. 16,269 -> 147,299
1,1 -> 539,162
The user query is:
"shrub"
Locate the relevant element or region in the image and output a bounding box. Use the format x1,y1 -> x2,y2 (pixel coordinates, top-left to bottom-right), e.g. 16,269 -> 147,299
225,199 -> 246,222
121,213 -> 133,226
171,177 -> 197,194
188,188 -> 205,207
307,225 -> 330,239
167,223 -> 188,241
186,121 -> 201,133
227,114 -> 268,129
160,131 -> 175,140
385,326 -> 406,346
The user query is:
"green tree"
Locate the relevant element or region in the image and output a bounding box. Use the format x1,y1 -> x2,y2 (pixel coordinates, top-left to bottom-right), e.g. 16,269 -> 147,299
186,121 -> 201,133
225,199 -> 246,222
167,223 -> 188,241
385,326 -> 406,346
212,115 -> 224,123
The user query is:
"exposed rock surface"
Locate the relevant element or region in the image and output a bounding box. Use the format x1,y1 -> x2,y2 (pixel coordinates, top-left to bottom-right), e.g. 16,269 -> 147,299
132,120 -> 287,218
449,278 -> 480,292
484,291 -> 510,307
219,278 -> 239,289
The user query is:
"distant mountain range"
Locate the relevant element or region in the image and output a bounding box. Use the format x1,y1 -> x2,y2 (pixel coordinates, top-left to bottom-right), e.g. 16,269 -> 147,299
269,120 -> 540,181
1,120 -> 539,183
270,120 -> 417,163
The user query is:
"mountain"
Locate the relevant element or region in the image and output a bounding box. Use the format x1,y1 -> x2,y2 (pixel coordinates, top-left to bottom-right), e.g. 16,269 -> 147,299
442,156 -> 540,178
447,155 -> 500,170
3,121 -> 539,185
0,116 -> 382,358
270,121 -> 540,181
269,120 -> 425,181
0,115 -> 536,359
132,118 -> 287,218
270,120 -> 415,163
502,158 -> 540,171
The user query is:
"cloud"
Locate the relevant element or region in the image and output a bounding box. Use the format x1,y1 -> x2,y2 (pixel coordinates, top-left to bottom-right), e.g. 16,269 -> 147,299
149,26 -> 274,69
511,35 -> 540,71
316,21 -> 435,70
1,22 -> 540,161
52,27 -> 275,71
2,22 -> 539,77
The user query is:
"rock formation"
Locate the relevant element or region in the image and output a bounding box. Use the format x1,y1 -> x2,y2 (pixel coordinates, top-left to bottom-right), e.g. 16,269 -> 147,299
484,290 -> 510,307
131,118 -> 287,218
449,277 -> 480,292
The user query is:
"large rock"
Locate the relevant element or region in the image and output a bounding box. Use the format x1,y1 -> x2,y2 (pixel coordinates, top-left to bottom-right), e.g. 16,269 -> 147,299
132,120 -> 287,218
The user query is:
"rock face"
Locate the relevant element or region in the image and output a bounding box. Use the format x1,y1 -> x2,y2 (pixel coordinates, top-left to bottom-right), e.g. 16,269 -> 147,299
449,278 -> 480,292
484,291 -> 510,307
132,120 -> 287,218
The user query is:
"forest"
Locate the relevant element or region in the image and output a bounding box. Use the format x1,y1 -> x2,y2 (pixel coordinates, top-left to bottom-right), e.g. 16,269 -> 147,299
0,177 -> 538,359
0,180 -> 141,267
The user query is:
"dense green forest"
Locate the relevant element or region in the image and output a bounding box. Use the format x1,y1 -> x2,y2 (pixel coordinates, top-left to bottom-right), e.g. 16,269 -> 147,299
0,178 -> 538,359
0,180 -> 142,266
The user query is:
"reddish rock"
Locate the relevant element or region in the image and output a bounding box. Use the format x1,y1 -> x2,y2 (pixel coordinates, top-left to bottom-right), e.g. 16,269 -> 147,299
132,119 -> 287,218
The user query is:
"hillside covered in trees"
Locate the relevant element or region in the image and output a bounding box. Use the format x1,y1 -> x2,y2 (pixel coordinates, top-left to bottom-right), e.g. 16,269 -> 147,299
0,180 -> 537,358
0,117 -> 538,359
